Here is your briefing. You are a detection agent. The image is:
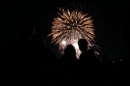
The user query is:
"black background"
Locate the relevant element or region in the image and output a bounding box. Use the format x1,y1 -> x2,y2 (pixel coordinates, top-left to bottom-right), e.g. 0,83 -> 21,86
0,0 -> 129,61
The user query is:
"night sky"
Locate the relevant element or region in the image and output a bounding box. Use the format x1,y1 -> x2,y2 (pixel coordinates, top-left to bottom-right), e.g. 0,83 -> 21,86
0,0 -> 129,61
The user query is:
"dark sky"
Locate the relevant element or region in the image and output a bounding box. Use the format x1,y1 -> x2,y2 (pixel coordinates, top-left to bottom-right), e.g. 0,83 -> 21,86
0,0 -> 129,61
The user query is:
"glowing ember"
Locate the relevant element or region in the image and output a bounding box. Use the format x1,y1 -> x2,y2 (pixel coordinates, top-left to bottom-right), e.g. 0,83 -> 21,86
62,40 -> 66,45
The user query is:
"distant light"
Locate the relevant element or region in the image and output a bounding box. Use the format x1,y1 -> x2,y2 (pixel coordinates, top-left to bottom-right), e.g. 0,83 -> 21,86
113,61 -> 114,63
62,40 -> 66,45
120,60 -> 122,61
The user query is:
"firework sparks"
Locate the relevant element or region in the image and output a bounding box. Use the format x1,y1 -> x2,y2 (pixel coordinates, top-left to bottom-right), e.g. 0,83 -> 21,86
89,43 -> 100,57
48,8 -> 96,58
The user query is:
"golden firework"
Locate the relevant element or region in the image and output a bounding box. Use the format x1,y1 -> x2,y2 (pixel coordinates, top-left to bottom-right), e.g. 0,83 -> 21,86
48,8 -> 95,58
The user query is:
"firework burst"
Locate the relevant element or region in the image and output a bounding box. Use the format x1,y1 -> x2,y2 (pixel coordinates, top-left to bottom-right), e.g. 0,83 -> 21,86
48,7 -> 97,58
